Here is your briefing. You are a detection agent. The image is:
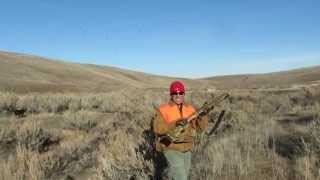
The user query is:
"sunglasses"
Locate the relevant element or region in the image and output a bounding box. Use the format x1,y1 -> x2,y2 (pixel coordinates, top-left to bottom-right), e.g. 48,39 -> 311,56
171,92 -> 185,96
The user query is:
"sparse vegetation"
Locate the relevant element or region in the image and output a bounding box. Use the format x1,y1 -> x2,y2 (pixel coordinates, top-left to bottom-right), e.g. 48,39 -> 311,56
0,84 -> 320,180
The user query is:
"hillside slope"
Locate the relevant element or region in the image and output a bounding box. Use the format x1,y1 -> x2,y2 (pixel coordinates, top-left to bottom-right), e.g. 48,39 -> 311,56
1,50 -> 319,92
0,51 -> 210,93
202,66 -> 320,89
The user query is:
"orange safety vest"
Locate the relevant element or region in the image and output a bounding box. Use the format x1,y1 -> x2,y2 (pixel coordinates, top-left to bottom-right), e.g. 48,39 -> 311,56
158,102 -> 196,124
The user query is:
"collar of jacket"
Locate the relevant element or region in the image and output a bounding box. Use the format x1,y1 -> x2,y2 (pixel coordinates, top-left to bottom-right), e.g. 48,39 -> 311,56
168,100 -> 183,107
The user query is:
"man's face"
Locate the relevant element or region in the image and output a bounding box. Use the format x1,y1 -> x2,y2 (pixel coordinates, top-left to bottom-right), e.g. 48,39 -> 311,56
171,91 -> 185,105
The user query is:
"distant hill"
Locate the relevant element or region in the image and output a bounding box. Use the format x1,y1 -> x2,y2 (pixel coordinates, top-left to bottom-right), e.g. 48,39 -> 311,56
1,50 -> 319,93
0,51 -> 210,93
201,66 -> 320,89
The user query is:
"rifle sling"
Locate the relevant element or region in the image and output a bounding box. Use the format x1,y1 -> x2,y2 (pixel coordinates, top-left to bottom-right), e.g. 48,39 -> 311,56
207,110 -> 225,136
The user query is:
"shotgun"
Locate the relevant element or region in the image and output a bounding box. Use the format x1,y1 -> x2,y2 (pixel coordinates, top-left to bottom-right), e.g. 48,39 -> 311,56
161,93 -> 229,144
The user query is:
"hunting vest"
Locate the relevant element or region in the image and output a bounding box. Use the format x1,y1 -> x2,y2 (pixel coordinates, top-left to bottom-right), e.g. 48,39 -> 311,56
158,102 -> 196,124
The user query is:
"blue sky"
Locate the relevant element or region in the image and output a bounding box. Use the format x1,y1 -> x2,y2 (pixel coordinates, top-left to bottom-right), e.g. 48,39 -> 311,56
0,0 -> 319,78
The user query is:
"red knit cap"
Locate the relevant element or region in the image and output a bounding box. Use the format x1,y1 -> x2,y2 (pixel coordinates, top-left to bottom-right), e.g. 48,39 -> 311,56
170,81 -> 185,94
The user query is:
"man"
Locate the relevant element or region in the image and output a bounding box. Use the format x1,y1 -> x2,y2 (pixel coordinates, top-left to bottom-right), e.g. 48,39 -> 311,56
153,81 -> 208,180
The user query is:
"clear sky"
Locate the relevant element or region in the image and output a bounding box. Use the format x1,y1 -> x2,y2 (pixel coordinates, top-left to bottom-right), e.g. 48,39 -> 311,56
0,0 -> 319,78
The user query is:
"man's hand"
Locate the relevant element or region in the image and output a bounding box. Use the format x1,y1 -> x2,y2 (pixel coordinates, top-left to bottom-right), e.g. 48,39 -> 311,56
175,118 -> 188,127
175,114 -> 200,127
189,114 -> 199,121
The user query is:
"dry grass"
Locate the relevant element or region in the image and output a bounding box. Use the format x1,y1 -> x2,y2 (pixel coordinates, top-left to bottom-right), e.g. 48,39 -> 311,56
0,84 -> 320,179
93,129 -> 152,179
0,145 -> 44,180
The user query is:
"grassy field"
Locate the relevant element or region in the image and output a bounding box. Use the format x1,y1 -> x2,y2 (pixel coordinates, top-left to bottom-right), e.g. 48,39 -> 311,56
0,84 -> 320,180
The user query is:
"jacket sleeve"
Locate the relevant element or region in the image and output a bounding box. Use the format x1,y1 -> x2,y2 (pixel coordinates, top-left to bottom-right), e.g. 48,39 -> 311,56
192,115 -> 208,133
153,110 -> 176,135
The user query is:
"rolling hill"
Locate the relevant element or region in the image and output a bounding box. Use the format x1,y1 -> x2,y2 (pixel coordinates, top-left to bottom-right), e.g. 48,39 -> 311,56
202,65 -> 320,89
0,51 -> 211,93
0,50 -> 319,93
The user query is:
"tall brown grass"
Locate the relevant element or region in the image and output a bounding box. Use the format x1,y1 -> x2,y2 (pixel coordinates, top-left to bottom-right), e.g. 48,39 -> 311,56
0,85 -> 320,179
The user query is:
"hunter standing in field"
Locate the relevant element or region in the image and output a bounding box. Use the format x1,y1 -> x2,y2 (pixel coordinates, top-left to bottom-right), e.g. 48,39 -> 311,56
153,81 -> 208,180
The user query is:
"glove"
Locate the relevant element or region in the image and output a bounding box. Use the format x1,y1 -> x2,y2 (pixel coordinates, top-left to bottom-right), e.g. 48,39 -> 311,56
159,135 -> 172,146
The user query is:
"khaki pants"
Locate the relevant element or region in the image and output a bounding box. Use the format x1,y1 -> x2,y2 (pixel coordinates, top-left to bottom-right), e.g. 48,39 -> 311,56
163,150 -> 191,180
